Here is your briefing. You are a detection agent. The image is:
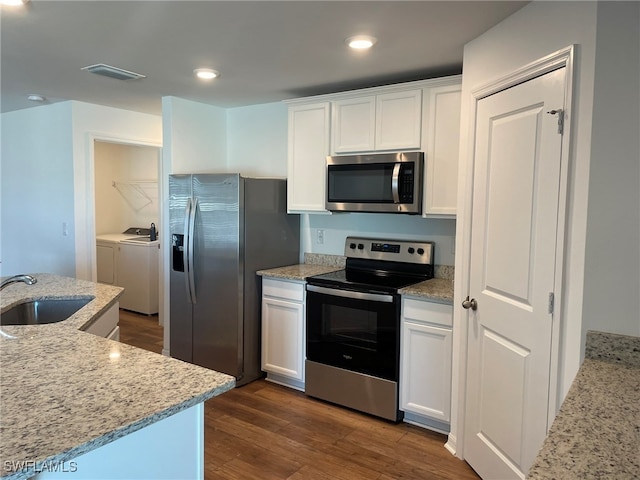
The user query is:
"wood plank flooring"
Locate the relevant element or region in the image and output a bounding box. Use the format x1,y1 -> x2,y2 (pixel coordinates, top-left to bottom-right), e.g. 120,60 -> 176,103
118,310 -> 480,480
118,309 -> 163,354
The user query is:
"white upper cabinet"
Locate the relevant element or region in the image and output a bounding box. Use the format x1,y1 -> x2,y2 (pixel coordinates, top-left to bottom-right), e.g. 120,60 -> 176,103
285,75 -> 461,215
331,96 -> 376,152
332,90 -> 422,153
423,83 -> 462,217
376,90 -> 423,151
286,102 -> 330,213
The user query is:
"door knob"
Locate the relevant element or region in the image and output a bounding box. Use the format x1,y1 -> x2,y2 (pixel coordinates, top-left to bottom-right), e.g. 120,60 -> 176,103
462,296 -> 477,311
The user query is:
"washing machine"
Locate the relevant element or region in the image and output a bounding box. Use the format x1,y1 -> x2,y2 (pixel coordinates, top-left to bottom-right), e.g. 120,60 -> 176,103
96,228 -> 160,315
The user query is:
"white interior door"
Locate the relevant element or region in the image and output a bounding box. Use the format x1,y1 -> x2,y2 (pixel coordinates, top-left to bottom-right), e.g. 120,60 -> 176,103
463,67 -> 566,479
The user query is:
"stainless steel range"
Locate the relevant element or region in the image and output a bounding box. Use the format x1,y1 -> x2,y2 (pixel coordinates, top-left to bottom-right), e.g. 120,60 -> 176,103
305,236 -> 434,421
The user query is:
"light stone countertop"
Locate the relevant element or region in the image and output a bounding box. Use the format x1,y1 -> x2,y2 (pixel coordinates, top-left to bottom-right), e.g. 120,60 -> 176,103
256,263 -> 343,281
257,253 -> 346,281
258,264 -> 454,305
0,273 -> 235,480
398,278 -> 454,304
0,273 -> 125,334
257,254 -> 454,305
527,331 -> 640,479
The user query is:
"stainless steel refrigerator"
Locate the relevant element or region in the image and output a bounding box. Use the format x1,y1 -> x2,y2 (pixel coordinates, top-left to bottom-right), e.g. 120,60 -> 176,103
169,174 -> 300,386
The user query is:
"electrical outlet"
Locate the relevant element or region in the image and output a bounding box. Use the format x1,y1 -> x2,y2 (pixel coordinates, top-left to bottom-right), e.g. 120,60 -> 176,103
317,229 -> 324,245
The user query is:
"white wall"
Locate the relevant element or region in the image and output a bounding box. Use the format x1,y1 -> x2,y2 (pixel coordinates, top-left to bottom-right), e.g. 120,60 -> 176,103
1,103 -> 76,277
94,141 -> 159,235
160,96 -> 229,355
456,1 -> 600,412
227,102 -> 288,177
223,101 -> 458,265
452,2 -> 640,458
304,214 -> 456,266
71,101 -> 162,281
582,1 -> 640,337
161,96 -> 227,174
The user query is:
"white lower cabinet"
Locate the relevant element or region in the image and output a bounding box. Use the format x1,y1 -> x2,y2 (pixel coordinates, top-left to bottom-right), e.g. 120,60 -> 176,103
261,278 -> 306,390
82,301 -> 120,340
400,297 -> 453,433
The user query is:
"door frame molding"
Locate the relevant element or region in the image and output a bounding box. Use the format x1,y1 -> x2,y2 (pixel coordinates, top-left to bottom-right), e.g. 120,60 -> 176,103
447,45 -> 576,459
80,133 -> 163,283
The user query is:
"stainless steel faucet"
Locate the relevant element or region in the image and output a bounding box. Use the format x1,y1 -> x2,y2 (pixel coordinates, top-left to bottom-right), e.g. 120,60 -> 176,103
0,274 -> 37,339
0,274 -> 37,291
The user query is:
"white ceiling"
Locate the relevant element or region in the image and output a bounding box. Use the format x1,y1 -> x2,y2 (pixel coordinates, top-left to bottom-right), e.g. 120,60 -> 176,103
1,1 -> 528,115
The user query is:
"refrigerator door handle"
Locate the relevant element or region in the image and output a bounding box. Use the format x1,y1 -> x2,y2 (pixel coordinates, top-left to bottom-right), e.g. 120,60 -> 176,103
183,197 -> 193,303
187,197 -> 198,304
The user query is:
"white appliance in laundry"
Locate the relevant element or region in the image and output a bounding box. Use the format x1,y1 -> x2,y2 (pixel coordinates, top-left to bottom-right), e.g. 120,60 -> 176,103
96,228 -> 159,315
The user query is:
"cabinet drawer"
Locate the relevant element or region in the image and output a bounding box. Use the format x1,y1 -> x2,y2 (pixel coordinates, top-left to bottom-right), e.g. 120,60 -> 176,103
263,278 -> 305,302
402,298 -> 452,328
107,325 -> 120,341
83,302 -> 119,338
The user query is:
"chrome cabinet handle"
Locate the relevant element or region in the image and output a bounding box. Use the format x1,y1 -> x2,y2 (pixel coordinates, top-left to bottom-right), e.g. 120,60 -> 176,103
462,296 -> 477,311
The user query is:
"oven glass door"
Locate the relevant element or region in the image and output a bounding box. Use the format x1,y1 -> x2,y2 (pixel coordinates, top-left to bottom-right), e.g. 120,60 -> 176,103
306,285 -> 400,381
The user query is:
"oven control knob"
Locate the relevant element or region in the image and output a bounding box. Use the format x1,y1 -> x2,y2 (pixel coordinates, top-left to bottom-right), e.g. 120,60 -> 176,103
349,242 -> 356,250
417,248 -> 425,255
358,243 -> 364,250
408,247 -> 415,254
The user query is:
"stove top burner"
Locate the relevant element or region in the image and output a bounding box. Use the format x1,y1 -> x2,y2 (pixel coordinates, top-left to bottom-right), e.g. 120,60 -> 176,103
307,269 -> 426,293
306,237 -> 435,294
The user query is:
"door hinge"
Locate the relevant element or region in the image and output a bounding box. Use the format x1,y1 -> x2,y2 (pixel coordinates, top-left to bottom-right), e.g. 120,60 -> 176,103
548,292 -> 555,315
546,109 -> 564,134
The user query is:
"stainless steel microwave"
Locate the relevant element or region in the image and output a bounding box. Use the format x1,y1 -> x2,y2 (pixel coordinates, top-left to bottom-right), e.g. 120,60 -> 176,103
326,152 -> 424,214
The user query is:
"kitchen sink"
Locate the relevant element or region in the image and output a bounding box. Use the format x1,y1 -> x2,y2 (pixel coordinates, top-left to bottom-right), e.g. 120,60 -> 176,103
0,298 -> 92,326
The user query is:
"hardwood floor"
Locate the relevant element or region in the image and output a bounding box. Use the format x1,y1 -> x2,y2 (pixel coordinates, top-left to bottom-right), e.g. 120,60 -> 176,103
118,309 -> 163,354
118,310 -> 480,480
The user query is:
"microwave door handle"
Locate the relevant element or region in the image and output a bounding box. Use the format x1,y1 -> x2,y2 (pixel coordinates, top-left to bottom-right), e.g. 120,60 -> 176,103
391,163 -> 401,203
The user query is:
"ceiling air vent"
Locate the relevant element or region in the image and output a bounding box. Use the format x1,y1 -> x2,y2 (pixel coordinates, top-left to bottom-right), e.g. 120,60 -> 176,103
81,63 -> 146,81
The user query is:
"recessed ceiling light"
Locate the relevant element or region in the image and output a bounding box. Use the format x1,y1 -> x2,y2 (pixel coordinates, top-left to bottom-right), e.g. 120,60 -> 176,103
26,94 -> 45,102
194,68 -> 219,80
346,35 -> 377,50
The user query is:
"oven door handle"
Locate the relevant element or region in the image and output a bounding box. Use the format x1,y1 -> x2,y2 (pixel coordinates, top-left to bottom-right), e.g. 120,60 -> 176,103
307,285 -> 394,303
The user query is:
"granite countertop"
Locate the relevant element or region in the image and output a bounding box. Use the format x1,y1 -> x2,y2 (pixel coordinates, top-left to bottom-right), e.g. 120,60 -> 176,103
257,253 -> 345,280
0,273 -> 125,333
398,278 -> 454,304
0,273 -> 235,480
260,265 -> 454,304
257,263 -> 343,281
527,331 -> 640,479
